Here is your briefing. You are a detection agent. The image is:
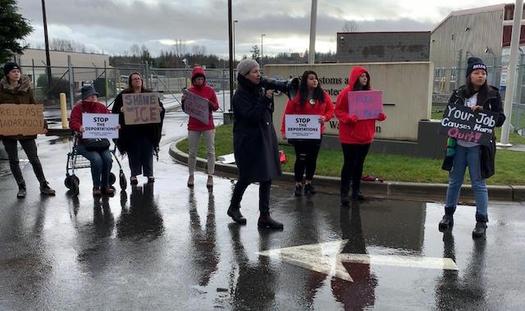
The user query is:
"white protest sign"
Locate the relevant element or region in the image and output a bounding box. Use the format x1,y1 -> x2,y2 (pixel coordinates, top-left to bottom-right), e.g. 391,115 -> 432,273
285,114 -> 321,139
82,113 -> 119,139
122,93 -> 161,125
182,89 -> 210,124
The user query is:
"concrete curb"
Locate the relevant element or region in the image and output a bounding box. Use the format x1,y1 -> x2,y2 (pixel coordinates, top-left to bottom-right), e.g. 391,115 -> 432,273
169,139 -> 522,202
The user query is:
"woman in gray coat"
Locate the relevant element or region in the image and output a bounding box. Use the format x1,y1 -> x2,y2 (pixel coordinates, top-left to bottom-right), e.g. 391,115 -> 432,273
227,59 -> 283,230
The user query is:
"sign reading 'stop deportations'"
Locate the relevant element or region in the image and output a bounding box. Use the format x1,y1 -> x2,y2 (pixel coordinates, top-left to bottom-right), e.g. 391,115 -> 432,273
82,113 -> 119,139
122,93 -> 162,125
0,104 -> 45,136
439,104 -> 497,146
285,114 -> 321,139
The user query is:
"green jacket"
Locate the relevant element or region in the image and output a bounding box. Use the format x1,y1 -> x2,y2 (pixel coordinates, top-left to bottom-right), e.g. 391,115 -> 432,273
0,75 -> 41,140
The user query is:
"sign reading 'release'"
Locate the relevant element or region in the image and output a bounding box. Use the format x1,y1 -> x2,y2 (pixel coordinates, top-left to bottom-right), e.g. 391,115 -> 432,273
348,90 -> 383,120
439,104 -> 497,146
285,114 -> 321,139
122,93 -> 161,125
182,89 -> 210,124
82,113 -> 119,139
0,104 -> 45,136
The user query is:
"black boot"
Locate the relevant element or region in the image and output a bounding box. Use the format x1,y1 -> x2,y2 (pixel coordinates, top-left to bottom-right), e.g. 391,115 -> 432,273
258,213 -> 283,230
40,182 -> 56,196
304,183 -> 316,196
340,195 -> 350,207
227,205 -> 246,225
472,222 -> 487,239
17,182 -> 26,199
438,215 -> 454,232
294,184 -> 303,197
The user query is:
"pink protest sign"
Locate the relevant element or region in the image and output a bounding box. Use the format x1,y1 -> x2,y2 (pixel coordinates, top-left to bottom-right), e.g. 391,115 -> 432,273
347,90 -> 383,120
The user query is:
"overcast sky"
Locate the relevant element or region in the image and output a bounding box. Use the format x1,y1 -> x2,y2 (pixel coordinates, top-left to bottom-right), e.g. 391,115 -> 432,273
17,0 -> 506,58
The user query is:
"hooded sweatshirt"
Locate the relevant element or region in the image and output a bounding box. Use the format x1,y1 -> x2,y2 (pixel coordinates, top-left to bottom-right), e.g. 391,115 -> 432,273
335,66 -> 386,144
186,67 -> 219,131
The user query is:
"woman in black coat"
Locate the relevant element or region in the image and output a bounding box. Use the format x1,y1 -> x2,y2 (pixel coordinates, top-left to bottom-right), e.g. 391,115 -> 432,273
227,59 -> 283,230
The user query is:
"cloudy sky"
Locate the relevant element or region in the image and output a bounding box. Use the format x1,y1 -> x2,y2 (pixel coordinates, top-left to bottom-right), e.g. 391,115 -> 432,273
17,0 -> 506,58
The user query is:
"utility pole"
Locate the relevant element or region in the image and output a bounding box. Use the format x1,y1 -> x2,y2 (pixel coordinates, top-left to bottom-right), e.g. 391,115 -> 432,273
41,0 -> 52,98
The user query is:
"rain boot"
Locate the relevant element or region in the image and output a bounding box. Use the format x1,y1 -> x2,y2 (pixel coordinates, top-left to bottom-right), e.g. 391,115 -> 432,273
438,206 -> 456,232
227,205 -> 246,225
472,214 -> 488,239
40,182 -> 56,196
257,212 -> 283,230
17,182 -> 26,199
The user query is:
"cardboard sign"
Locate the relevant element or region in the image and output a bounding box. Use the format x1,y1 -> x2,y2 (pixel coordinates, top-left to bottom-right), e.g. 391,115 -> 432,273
285,114 -> 321,139
0,104 -> 45,136
122,93 -> 161,125
82,113 -> 119,139
439,104 -> 497,146
182,89 -> 210,124
348,90 -> 383,120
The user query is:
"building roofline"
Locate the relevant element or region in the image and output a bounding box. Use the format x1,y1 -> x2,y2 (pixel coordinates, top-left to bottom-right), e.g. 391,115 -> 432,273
337,31 -> 430,35
432,3 -> 507,33
21,48 -> 109,57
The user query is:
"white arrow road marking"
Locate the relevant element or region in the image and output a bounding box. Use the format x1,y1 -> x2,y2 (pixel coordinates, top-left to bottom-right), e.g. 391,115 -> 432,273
256,240 -> 458,282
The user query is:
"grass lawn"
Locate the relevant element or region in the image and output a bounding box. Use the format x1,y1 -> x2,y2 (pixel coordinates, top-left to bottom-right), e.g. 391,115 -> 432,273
176,124 -> 525,185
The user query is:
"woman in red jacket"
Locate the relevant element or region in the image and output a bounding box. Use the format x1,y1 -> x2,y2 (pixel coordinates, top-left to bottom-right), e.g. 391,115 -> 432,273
281,70 -> 334,196
182,66 -> 219,188
335,66 -> 386,206
69,85 -> 115,197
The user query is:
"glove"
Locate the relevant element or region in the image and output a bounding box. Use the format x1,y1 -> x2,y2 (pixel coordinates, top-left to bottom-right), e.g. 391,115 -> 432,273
377,112 -> 387,121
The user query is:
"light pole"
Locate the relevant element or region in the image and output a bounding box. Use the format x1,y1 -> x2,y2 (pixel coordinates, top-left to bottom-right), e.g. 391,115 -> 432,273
41,0 -> 52,98
308,0 -> 318,64
233,20 -> 238,63
260,33 -> 266,67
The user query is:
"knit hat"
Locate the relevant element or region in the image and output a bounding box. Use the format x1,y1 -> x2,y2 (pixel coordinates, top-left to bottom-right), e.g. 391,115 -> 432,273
466,57 -> 487,77
3,62 -> 21,76
80,85 -> 99,100
236,59 -> 259,76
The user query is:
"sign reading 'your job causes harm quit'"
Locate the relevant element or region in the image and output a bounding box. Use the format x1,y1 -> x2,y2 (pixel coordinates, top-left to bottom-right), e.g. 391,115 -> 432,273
122,93 -> 162,125
285,115 -> 321,139
439,104 -> 497,146
182,89 -> 210,124
348,90 -> 383,120
82,113 -> 119,139
0,104 -> 45,136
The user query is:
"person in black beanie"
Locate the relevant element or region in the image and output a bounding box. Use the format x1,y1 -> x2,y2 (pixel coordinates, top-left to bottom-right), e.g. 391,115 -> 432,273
0,62 -> 56,198
438,57 -> 506,239
227,59 -> 283,230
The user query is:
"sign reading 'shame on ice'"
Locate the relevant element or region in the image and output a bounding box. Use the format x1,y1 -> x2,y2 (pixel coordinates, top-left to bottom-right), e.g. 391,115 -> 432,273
440,104 -> 497,146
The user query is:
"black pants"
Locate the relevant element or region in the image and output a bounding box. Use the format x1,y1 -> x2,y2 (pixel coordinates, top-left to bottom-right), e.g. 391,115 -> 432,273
230,180 -> 271,214
292,139 -> 321,182
340,143 -> 370,197
127,136 -> 154,177
2,138 -> 47,186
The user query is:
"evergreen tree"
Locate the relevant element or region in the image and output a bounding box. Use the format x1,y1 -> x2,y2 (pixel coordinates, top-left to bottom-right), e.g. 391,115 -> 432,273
0,0 -> 33,64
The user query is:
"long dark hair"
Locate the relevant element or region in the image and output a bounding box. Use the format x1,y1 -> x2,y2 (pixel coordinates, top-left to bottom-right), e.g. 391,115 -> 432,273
465,75 -> 490,104
352,71 -> 371,91
299,70 -> 324,105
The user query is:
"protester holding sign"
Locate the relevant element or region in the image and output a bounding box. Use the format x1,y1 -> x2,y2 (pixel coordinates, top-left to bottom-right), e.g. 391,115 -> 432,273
227,59 -> 283,230
0,62 -> 55,198
70,85 -> 115,197
280,70 -> 334,196
112,72 -> 165,185
335,66 -> 387,205
439,57 -> 506,239
181,66 -> 219,188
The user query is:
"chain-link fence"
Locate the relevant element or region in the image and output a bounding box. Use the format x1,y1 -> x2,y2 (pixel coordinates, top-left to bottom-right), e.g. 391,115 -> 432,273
20,62 -> 232,112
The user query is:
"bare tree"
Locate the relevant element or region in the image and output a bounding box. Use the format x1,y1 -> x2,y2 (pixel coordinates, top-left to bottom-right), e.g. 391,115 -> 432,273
173,39 -> 187,57
191,45 -> 207,56
50,38 -> 87,52
129,44 -> 141,57
342,21 -> 359,32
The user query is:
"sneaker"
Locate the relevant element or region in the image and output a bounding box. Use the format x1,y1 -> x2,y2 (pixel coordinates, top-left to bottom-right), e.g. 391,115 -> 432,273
187,175 -> 194,188
472,222 -> 487,239
257,214 -> 284,230
438,215 -> 454,232
304,183 -> 316,196
40,182 -> 56,196
130,176 -> 138,186
206,175 -> 213,188
227,206 -> 247,225
17,187 -> 26,199
294,184 -> 303,197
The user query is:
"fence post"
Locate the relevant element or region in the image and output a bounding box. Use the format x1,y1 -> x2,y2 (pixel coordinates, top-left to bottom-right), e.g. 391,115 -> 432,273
31,59 -> 36,86
104,60 -> 108,106
68,55 -> 74,109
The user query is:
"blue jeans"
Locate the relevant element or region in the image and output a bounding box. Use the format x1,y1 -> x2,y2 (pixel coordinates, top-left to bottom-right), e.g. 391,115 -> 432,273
76,144 -> 113,188
445,145 -> 488,218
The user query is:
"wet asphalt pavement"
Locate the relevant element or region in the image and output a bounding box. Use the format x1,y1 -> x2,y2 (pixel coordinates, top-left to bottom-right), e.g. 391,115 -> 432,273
1,111 -> 525,311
